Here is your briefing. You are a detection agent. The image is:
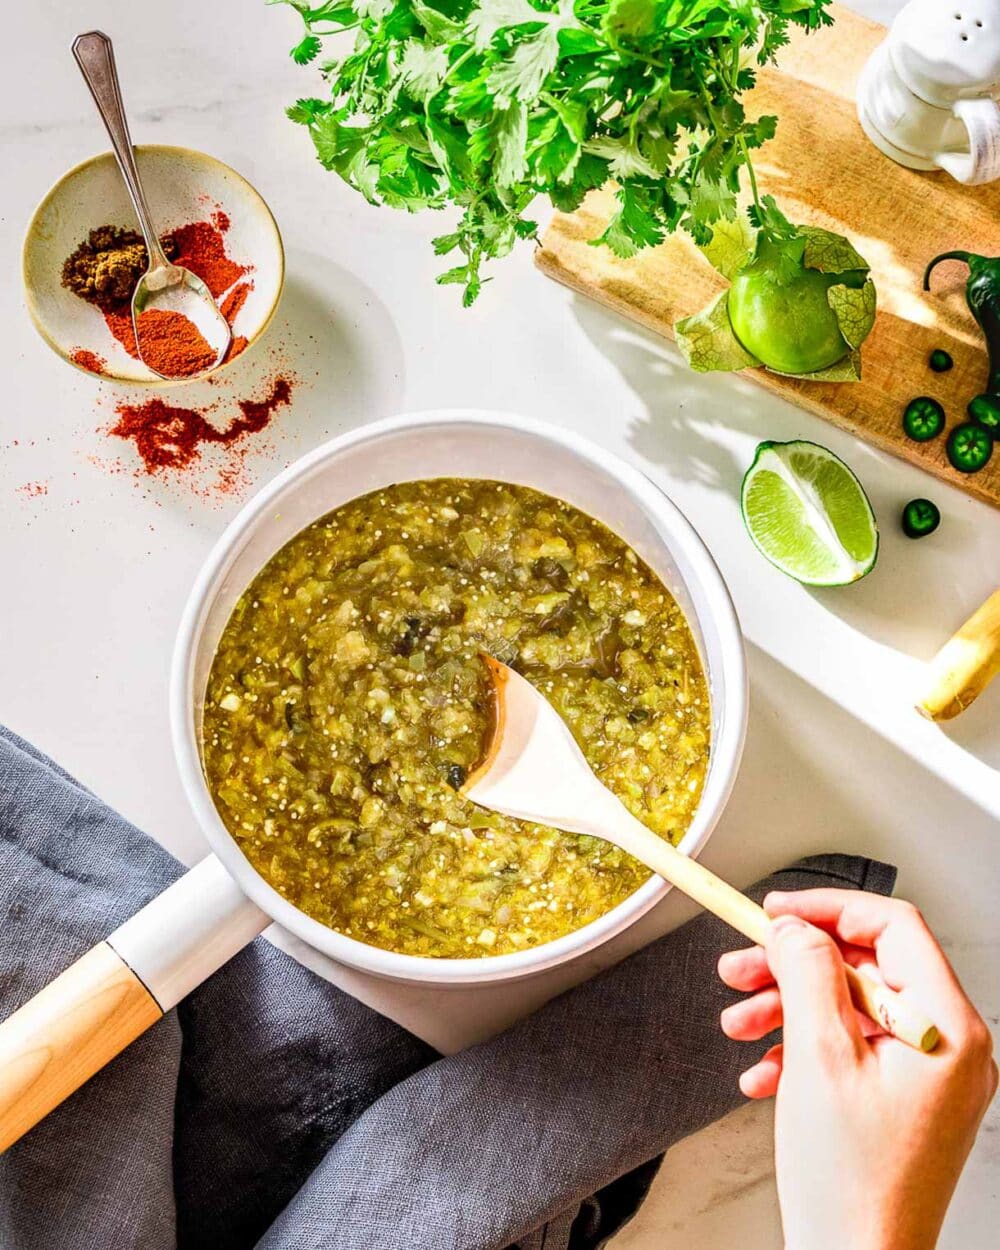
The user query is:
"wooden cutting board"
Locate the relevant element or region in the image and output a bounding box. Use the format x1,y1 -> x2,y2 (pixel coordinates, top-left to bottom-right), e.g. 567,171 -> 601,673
536,4 -> 1000,509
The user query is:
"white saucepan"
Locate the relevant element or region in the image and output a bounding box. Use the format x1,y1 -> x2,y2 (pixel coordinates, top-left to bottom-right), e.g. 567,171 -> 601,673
0,411 -> 747,1151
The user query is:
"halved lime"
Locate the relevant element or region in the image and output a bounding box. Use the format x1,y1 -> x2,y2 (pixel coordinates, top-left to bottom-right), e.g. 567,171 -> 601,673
741,440 -> 878,586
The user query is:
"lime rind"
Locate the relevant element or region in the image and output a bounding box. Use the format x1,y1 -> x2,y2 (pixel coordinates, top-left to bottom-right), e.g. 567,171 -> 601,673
740,439 -> 878,586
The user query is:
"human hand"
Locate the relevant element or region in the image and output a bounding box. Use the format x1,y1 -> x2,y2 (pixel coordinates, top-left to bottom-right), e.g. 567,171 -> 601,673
718,890 -> 997,1250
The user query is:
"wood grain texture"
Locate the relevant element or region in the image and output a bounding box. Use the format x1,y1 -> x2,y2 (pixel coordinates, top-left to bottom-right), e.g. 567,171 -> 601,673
0,941 -> 162,1152
536,4 -> 1000,508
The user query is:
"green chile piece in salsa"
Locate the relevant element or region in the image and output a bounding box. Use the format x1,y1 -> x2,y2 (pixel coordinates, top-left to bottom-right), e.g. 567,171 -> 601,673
203,480 -> 710,958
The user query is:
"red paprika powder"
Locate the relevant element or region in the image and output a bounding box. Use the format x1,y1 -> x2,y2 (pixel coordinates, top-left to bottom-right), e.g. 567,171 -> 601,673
109,376 -> 293,477
64,214 -> 253,378
164,221 -> 247,299
133,309 -> 218,377
70,348 -> 108,375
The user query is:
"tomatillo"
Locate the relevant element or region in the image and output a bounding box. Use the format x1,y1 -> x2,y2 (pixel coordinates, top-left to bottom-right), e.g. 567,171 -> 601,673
728,261 -> 868,375
675,208 -> 876,383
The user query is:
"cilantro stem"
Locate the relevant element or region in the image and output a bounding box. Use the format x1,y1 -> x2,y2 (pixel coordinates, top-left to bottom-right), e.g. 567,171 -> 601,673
737,134 -> 763,217
442,45 -> 476,86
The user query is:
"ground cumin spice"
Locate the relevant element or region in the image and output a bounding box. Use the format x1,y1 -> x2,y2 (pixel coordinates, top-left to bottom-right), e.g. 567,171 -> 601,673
109,376 -> 293,476
61,226 -> 176,313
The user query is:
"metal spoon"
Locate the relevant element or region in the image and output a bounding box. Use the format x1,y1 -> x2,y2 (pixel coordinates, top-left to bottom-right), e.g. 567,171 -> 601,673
72,31 -> 231,379
463,654 -> 939,1053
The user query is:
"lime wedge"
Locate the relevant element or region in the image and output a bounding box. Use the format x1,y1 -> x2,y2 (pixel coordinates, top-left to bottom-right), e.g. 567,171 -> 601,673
741,440 -> 878,586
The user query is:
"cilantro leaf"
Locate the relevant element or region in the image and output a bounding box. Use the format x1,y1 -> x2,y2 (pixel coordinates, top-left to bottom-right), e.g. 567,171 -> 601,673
596,185 -> 665,258
493,102 -> 529,186
468,0 -> 551,49
747,194 -> 799,242
411,0 -> 462,41
286,97 -> 328,124
399,40 -> 450,102
280,0 -> 839,298
488,26 -> 562,104
291,33 -> 322,64
602,0 -> 658,41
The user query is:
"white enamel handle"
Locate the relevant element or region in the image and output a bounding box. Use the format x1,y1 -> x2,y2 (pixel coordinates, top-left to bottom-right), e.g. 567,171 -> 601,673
937,97 -> 1000,185
0,855 -> 266,1152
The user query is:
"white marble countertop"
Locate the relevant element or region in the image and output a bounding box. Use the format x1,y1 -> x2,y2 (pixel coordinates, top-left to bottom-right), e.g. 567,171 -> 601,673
1,1 -> 996,1245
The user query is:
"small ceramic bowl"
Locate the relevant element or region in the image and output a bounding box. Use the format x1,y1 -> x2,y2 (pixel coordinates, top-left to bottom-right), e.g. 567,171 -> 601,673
22,145 -> 284,385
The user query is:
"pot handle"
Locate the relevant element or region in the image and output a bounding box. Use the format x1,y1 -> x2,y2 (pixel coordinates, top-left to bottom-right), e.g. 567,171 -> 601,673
0,854 -> 267,1152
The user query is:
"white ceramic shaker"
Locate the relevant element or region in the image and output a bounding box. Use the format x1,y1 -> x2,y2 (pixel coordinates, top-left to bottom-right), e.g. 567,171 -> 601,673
857,0 -> 1000,183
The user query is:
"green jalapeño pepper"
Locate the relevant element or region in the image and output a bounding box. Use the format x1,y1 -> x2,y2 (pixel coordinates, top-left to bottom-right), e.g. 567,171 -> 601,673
901,499 -> 941,539
925,251 -> 1000,395
903,396 -> 945,442
968,393 -> 1000,435
947,423 -> 993,474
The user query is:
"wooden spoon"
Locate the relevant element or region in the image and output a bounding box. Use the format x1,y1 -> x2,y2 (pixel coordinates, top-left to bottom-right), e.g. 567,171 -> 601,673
463,654 -> 939,1053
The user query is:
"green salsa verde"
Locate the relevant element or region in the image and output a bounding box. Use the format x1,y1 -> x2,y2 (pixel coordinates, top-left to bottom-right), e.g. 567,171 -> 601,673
203,480 -> 710,958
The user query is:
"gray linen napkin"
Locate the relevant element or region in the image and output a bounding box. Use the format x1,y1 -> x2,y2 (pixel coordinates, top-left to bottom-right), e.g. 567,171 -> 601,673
0,726 -> 896,1250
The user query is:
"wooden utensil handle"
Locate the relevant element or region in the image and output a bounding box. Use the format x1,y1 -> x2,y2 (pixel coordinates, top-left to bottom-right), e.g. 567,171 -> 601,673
0,942 -> 162,1152
916,588 -> 1000,721
626,826 -> 938,1053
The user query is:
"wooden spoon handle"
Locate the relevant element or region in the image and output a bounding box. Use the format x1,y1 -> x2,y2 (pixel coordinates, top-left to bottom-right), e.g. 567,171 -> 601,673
0,942 -> 162,1152
627,827 -> 938,1053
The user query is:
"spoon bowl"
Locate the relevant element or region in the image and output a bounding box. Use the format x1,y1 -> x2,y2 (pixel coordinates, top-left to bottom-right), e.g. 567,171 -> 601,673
131,263 -> 232,380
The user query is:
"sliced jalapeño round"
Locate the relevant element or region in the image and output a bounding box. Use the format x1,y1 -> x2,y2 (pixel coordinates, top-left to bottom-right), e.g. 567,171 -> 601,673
901,498 -> 941,539
967,393 -> 1000,434
946,423 -> 993,473
902,396 -> 945,442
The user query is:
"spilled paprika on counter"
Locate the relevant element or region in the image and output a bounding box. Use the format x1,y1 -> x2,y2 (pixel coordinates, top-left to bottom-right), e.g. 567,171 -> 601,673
109,376 -> 293,477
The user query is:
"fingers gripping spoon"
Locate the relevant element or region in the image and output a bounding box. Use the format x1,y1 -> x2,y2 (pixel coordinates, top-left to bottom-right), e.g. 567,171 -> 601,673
464,655 -> 939,1053
71,31 -> 232,379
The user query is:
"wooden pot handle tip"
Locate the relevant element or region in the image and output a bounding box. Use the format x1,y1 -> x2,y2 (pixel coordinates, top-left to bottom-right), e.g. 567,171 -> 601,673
0,942 -> 162,1152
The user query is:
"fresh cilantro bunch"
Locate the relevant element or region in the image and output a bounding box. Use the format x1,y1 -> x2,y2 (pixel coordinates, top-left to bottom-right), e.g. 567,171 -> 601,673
276,0 -> 832,304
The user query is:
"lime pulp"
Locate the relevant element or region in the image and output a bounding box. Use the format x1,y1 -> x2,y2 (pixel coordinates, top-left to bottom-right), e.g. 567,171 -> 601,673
740,440 -> 879,586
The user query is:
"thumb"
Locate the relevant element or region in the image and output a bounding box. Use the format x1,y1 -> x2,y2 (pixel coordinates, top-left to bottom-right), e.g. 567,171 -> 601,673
766,915 -> 863,1062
